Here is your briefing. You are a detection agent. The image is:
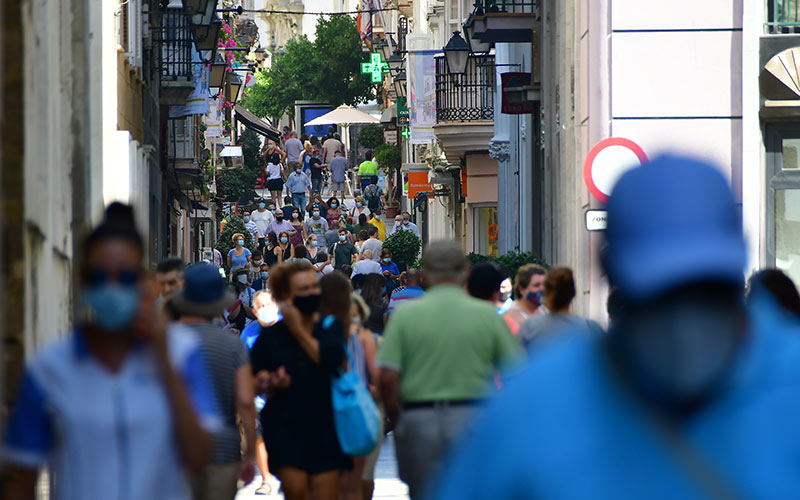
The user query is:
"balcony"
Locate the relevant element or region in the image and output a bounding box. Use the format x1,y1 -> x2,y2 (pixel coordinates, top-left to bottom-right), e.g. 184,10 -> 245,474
433,54 -> 495,160
160,8 -> 195,105
468,0 -> 537,44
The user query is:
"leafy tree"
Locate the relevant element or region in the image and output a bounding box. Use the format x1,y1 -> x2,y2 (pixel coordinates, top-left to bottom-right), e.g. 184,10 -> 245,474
358,124 -> 385,150
312,15 -> 374,107
240,16 -> 374,122
466,252 -> 550,282
383,230 -> 422,268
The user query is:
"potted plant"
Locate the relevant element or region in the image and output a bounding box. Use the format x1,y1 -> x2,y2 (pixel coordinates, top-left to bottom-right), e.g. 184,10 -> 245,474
215,214 -> 256,271
382,229 -> 421,271
374,142 -> 402,218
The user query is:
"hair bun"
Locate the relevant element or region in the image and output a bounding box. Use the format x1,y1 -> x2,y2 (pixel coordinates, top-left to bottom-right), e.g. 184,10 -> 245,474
105,202 -> 136,227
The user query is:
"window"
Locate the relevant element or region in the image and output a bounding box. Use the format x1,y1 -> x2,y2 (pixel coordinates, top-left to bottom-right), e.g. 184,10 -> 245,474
168,116 -> 196,159
767,125 -> 800,285
473,205 -> 498,257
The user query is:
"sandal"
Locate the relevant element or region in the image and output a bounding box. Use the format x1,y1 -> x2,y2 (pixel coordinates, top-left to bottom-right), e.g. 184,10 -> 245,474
255,482 -> 272,495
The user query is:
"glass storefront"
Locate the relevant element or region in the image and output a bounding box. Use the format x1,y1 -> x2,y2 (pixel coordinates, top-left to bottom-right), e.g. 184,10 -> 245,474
473,205 -> 498,257
768,127 -> 800,285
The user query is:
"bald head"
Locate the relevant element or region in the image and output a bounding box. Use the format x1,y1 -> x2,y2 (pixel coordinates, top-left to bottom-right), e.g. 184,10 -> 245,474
405,269 -> 421,286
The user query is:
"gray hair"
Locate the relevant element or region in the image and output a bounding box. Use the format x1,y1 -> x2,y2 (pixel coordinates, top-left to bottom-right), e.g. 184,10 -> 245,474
361,249 -> 373,259
422,240 -> 467,285
252,289 -> 272,305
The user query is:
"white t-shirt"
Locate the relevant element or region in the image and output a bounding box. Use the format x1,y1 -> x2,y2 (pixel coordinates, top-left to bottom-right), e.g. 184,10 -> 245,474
251,209 -> 274,238
350,259 -> 382,278
361,238 -> 383,262
267,162 -> 282,180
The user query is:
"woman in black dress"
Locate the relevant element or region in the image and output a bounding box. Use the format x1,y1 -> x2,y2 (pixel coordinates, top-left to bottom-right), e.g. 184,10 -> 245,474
250,261 -> 351,500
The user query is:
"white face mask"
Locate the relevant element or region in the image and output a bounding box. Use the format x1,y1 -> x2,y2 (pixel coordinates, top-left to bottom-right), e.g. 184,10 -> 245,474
237,274 -> 248,284
257,304 -> 280,325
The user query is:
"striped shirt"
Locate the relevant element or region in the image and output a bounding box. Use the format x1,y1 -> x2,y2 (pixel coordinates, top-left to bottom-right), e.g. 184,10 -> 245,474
188,323 -> 250,464
387,286 -> 426,315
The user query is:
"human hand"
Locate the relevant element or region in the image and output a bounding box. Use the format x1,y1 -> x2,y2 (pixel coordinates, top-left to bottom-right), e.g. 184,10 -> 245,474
382,270 -> 390,276
269,366 -> 292,391
238,458 -> 256,485
277,300 -> 301,330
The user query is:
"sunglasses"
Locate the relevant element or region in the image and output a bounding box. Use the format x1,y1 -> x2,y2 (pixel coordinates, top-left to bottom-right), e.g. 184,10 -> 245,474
87,268 -> 141,287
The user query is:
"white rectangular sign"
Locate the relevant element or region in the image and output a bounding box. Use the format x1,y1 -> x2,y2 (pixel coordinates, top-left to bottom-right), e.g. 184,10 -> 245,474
585,210 -> 608,231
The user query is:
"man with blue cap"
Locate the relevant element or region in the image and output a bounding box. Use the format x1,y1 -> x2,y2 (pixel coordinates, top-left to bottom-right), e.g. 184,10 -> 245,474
425,155 -> 800,499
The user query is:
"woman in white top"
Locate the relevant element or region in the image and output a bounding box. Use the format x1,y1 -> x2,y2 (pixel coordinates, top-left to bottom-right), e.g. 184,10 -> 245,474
349,195 -> 371,223
502,263 -> 547,336
266,152 -> 284,203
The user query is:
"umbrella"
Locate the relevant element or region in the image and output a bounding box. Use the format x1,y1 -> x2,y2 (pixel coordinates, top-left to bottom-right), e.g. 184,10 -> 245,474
305,104 -> 380,126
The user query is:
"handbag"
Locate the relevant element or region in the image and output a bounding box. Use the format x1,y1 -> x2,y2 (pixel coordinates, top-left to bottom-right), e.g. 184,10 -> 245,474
331,345 -> 382,456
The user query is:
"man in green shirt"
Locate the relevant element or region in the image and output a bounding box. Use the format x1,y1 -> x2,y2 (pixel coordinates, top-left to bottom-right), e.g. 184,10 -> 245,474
357,150 -> 379,191
377,241 -> 522,499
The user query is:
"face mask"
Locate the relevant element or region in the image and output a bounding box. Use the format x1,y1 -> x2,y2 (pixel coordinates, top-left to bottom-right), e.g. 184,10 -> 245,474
83,284 -> 140,332
383,258 -> 391,263
243,216 -> 250,222
270,209 -> 276,215
257,304 -> 280,325
356,202 -> 362,208
403,221 -> 409,226
280,237 -> 289,243
295,168 -> 302,173
276,216 -> 283,222
261,271 -> 269,279
525,290 -> 543,307
259,203 -> 266,209
253,260 -> 262,266
292,213 -> 299,219
237,274 -> 248,284
313,211 -> 320,217
293,293 -> 321,315
614,296 -> 743,407
330,203 -> 338,209
237,240 -> 245,247
339,235 -> 346,242
311,241 -> 319,247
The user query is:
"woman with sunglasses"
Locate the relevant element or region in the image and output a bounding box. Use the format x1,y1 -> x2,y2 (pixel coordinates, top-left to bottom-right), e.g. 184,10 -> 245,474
2,203 -> 219,499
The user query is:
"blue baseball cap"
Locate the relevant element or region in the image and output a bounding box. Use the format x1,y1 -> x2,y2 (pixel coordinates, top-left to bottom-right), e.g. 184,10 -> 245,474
603,154 -> 746,302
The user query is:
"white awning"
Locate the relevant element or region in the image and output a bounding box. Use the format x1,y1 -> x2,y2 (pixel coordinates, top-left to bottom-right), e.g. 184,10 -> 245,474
219,146 -> 243,157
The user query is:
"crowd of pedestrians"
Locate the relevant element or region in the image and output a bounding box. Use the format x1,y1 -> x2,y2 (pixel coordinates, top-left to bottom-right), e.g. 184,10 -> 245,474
8,153 -> 800,500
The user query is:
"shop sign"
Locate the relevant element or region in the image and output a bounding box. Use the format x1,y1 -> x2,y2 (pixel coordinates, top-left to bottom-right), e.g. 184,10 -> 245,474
501,72 -> 534,114
407,170 -> 433,199
585,210 -> 608,231
397,97 -> 410,125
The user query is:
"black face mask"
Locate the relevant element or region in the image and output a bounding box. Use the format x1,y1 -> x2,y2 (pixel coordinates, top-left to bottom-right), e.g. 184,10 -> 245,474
293,293 -> 321,315
276,216 -> 284,222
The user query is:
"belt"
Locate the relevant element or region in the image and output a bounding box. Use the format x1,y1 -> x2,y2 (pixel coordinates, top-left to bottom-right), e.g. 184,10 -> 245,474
403,399 -> 482,410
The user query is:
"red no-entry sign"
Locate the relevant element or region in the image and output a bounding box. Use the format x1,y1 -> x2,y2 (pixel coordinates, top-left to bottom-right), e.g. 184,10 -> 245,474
583,137 -> 648,203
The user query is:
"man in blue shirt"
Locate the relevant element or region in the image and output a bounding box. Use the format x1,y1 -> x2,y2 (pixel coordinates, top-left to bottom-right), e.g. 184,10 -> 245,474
285,163 -> 312,215
426,155 -> 800,500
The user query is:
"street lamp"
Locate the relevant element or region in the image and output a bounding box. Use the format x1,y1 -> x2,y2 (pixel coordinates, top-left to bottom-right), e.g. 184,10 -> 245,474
443,31 -> 470,76
394,71 -> 407,98
228,73 -> 243,102
463,13 -> 492,54
387,54 -> 404,73
380,36 -> 393,61
209,52 -> 227,98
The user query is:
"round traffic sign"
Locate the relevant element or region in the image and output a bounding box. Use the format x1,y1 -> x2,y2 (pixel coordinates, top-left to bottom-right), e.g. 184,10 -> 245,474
583,137 -> 648,203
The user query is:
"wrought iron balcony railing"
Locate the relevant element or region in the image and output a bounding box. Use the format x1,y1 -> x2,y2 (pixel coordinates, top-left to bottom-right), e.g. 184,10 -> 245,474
435,54 -> 495,123
768,0 -> 800,33
472,0 -> 535,15
160,8 -> 194,81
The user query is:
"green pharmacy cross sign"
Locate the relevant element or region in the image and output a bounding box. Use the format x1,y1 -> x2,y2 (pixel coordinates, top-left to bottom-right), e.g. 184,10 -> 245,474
361,52 -> 390,84
401,127 -> 411,139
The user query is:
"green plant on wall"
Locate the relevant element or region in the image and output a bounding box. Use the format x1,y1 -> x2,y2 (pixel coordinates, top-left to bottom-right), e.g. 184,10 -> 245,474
216,214 -> 255,270
467,251 -> 549,281
383,229 -> 422,268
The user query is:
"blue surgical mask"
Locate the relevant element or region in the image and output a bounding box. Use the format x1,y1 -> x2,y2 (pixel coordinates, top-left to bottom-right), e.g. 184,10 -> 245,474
261,271 -> 269,279
270,209 -> 276,214
83,284 -> 140,332
526,290 -> 543,306
280,237 -> 289,243
238,240 -> 245,246
330,203 -> 338,208
311,240 -> 319,247
313,211 -> 320,217
243,216 -> 250,222
339,235 -> 346,242
259,203 -> 266,209
383,258 -> 391,263
356,202 -> 362,208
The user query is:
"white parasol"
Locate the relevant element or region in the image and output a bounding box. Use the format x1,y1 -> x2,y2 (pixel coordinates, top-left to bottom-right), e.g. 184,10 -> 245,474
305,104 -> 380,126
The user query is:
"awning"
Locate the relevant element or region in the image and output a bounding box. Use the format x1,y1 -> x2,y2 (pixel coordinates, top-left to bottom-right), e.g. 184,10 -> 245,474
234,105 -> 281,142
380,104 -> 397,124
219,146 -> 243,157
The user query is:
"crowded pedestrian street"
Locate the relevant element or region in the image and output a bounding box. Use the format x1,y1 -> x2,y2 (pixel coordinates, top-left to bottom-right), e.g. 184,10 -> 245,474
8,1 -> 800,500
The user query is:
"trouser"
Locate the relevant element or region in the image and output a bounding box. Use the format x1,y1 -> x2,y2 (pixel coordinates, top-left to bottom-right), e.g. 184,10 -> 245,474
291,193 -> 307,215
393,404 -> 478,499
191,462 -> 240,500
312,177 -> 323,194
360,178 -> 372,192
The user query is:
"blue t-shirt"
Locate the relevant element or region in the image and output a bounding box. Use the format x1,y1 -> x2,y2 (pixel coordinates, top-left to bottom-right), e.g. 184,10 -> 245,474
228,248 -> 251,270
426,295 -> 800,500
380,261 -> 400,276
